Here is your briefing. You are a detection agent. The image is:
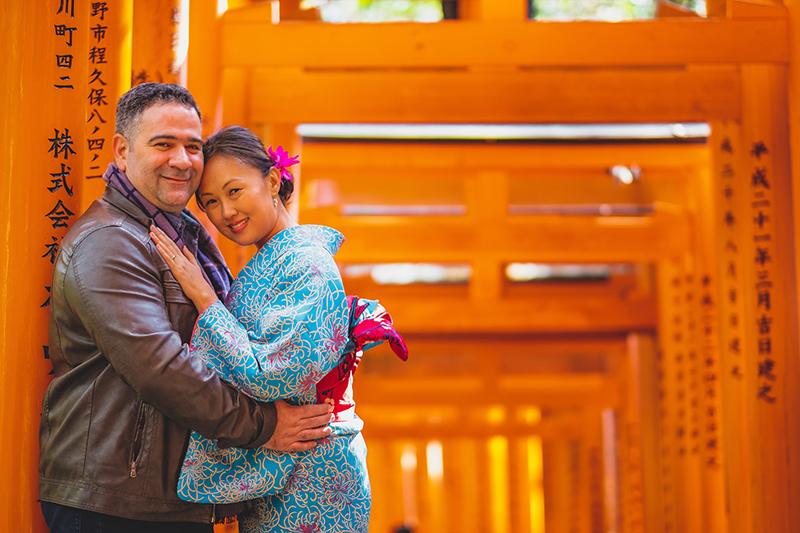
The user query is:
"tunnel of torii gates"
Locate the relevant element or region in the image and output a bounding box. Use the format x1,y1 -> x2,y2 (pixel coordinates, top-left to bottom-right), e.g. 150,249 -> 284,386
4,0 -> 800,532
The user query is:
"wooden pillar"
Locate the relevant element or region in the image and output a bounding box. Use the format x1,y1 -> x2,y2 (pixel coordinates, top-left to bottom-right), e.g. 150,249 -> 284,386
709,119 -> 755,533
620,335 -> 649,533
0,2 -> 132,532
212,66 -> 251,273
279,0 -> 321,21
260,123 -> 302,221
627,334 -> 666,533
474,434 -> 494,532
372,437 -> 409,533
466,171 -> 507,303
440,438 -> 460,533
679,262 -> 705,533
460,0 -> 528,20
528,436 -> 546,533
446,437 -> 481,533
686,141 -> 728,533
188,0 -> 222,137
83,1 -> 133,212
131,0 -> 181,86
789,0 -> 800,329
571,437 -> 589,533
395,440 -> 418,530
656,258 -> 703,533
426,440 -> 446,532
542,438 -> 573,533
508,435 -> 531,533
364,437 -> 388,533
488,435 -> 511,533
732,63 -> 799,533
782,0 -> 800,523
586,410 -> 605,533
414,438 -> 434,532
507,434 -> 547,533
216,2 -> 308,271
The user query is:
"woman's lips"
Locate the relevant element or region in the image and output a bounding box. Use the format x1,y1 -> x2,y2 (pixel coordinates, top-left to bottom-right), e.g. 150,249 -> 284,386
229,219 -> 248,233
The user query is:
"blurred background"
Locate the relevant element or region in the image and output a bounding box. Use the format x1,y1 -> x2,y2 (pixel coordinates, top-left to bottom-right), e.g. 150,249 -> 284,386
3,1 -> 800,533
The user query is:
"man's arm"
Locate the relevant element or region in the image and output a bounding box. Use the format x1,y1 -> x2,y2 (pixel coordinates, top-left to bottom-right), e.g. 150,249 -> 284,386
64,227 -> 270,447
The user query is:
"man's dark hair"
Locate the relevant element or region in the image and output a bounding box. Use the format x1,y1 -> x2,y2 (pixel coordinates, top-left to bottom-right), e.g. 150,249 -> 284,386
115,82 -> 202,141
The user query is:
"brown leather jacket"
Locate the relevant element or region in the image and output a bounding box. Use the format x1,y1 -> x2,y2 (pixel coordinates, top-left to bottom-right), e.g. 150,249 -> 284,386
39,186 -> 276,523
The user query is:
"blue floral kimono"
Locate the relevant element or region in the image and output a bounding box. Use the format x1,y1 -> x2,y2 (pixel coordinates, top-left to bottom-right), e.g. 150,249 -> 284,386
178,225 -> 372,533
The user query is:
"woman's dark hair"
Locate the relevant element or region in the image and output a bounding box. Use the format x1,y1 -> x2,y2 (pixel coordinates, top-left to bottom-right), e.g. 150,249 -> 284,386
199,125 -> 294,209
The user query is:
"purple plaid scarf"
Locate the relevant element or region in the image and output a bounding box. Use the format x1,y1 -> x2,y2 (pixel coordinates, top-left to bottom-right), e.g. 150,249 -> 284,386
102,163 -> 232,300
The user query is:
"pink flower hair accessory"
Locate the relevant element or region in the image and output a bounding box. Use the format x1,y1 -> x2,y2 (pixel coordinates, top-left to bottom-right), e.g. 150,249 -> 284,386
267,145 -> 300,182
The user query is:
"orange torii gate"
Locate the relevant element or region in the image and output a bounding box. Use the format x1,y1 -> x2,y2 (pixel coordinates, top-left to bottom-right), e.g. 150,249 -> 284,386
3,1 -> 800,533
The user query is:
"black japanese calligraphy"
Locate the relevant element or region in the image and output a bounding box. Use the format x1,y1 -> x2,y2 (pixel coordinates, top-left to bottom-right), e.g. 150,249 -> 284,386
87,138 -> 105,151
88,88 -> 107,106
48,129 -> 77,160
48,164 -> 73,196
54,24 -> 77,47
89,68 -> 107,86
88,108 -> 108,124
41,286 -> 51,308
56,0 -> 75,18
91,23 -> 107,42
752,167 -> 770,189
89,46 -> 107,64
45,199 -> 75,229
56,55 -> 73,68
750,141 -> 769,160
720,138 -> 733,154
91,2 -> 108,20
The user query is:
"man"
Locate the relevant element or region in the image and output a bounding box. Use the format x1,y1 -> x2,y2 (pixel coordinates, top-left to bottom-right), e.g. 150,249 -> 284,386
39,83 -> 333,532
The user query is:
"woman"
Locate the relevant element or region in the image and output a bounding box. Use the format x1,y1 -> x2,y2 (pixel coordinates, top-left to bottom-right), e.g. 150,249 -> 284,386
150,126 -> 407,533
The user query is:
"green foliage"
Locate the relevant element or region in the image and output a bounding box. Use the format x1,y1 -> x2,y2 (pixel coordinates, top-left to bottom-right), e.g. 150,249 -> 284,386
531,0 -> 705,20
313,0 -> 444,23
306,0 -> 706,23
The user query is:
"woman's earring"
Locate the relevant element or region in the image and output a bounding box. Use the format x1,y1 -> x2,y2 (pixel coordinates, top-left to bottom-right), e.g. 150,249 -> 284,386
273,194 -> 279,207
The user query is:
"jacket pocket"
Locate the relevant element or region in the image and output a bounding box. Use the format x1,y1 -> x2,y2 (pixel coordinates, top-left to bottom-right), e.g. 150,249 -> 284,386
129,402 -> 148,478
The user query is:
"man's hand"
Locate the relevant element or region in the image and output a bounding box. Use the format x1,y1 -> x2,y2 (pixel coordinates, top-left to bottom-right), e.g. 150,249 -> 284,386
264,400 -> 334,452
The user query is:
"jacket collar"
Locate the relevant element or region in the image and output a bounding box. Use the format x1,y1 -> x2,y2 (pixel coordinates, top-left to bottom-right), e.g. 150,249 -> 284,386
101,184 -> 198,236
102,184 -> 156,228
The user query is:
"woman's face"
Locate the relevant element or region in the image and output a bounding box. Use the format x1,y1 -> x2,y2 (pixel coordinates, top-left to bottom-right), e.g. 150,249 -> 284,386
198,154 -> 287,249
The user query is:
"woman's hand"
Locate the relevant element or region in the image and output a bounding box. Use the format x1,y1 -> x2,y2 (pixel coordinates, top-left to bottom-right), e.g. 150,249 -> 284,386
150,225 -> 219,314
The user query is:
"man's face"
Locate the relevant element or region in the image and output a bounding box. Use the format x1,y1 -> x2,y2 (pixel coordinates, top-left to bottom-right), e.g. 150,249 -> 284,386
114,102 -> 203,214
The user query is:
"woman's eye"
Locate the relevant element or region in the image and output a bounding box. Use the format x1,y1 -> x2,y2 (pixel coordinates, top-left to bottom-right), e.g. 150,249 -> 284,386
229,188 -> 241,195
204,199 -> 217,207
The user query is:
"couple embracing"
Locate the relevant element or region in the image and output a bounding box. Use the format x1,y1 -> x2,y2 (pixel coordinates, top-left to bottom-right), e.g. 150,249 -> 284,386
39,82 -> 407,533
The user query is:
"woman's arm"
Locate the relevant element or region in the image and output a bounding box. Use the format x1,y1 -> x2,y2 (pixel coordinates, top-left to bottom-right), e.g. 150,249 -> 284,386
191,247 -> 350,404
150,225 -> 219,313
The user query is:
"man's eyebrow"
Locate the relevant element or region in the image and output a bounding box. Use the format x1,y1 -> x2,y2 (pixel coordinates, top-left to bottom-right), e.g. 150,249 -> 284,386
147,134 -> 203,144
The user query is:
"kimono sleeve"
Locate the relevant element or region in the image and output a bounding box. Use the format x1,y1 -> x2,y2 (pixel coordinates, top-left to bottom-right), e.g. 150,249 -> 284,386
190,245 -> 349,403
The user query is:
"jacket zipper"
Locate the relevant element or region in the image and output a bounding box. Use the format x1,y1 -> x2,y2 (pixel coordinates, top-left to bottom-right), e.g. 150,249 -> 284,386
130,402 -> 147,478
